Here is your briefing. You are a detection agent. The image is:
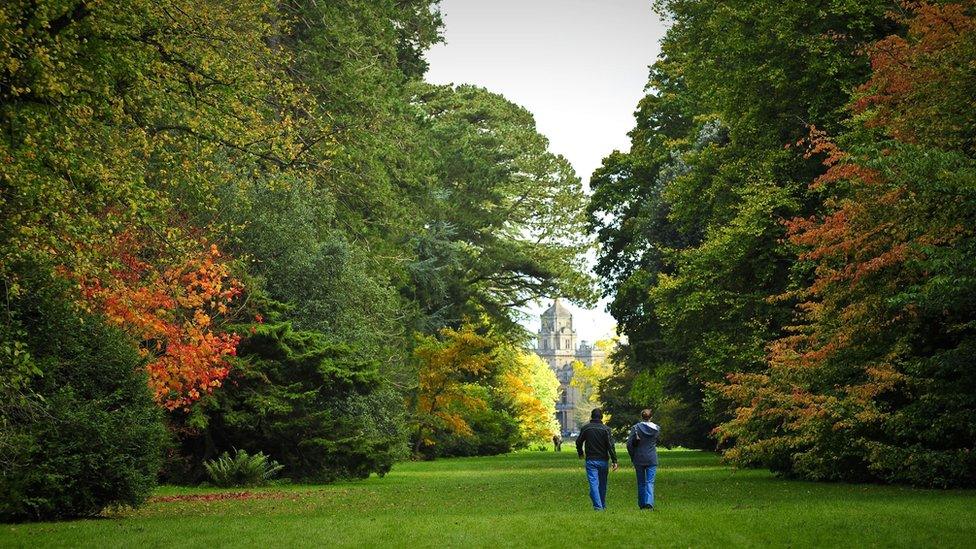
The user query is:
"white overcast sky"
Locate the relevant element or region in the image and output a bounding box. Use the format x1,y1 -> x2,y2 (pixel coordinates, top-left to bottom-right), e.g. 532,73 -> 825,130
424,0 -> 669,343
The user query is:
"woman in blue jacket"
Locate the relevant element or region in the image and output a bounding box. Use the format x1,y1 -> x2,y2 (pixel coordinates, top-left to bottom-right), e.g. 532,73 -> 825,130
625,409 -> 660,510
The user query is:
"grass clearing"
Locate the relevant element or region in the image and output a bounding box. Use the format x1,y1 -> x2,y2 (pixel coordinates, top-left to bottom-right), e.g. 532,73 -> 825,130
3,449 -> 974,548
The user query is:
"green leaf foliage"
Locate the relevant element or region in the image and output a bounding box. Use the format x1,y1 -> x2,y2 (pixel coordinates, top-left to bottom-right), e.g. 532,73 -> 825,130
204,449 -> 284,488
174,322 -> 405,483
591,0 -> 976,487
589,0 -> 896,447
406,83 -> 596,334
0,262 -> 165,521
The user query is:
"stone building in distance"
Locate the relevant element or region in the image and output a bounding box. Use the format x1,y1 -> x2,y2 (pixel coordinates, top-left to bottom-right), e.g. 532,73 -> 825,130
533,299 -> 606,435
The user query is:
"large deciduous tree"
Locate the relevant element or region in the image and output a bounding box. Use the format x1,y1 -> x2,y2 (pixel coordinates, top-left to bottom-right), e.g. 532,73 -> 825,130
716,2 -> 976,487
589,0 -> 894,445
407,83 -> 596,334
592,0 -> 975,486
0,0 -> 306,409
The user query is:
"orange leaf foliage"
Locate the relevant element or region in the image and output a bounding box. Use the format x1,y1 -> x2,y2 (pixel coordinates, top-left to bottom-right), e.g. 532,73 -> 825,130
411,324 -> 495,448
79,234 -> 242,410
855,1 -> 976,148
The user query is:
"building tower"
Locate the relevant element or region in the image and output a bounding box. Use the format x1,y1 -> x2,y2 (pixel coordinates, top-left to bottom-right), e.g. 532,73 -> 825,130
533,299 -> 606,435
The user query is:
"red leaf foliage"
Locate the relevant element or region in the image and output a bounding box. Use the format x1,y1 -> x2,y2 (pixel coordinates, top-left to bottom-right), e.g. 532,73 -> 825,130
79,233 -> 243,410
855,1 -> 976,147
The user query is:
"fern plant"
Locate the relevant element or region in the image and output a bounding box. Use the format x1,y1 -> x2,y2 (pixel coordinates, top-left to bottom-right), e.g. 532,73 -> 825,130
203,449 -> 284,487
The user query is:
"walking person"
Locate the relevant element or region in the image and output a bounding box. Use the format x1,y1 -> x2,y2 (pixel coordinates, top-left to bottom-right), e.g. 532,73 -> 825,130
626,409 -> 660,510
576,408 -> 618,511
552,432 -> 562,452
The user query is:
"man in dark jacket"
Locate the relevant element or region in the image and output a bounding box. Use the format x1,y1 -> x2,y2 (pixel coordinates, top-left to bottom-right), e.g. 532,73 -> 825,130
626,409 -> 660,510
576,408 -> 618,510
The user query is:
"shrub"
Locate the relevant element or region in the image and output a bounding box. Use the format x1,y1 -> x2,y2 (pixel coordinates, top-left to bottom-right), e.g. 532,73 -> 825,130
425,385 -> 520,459
428,407 -> 520,458
169,321 -> 407,483
0,262 -> 165,521
204,449 -> 283,487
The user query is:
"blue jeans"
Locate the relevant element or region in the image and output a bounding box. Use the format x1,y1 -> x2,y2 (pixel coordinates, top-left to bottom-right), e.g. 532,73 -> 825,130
585,459 -> 609,510
635,465 -> 657,508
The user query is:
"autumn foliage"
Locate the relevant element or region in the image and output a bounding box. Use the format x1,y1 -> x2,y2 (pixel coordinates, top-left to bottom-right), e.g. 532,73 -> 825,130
855,1 -> 976,149
79,235 -> 242,411
410,324 -> 495,453
410,323 -> 561,456
496,351 -> 560,446
715,1 -> 976,486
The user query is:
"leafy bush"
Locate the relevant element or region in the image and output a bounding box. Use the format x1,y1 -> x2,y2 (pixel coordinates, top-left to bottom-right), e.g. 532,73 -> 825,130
0,262 -> 165,521
204,450 -> 283,487
428,402 -> 519,458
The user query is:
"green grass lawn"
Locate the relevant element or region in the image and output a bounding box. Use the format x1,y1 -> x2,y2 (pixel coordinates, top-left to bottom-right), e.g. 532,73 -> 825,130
3,449 -> 975,548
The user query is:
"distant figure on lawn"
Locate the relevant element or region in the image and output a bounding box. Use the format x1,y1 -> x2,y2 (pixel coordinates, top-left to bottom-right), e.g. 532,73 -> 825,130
626,408 -> 660,511
576,408 -> 618,511
552,432 -> 562,452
